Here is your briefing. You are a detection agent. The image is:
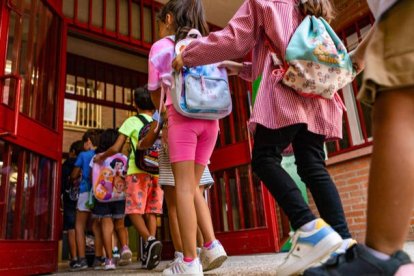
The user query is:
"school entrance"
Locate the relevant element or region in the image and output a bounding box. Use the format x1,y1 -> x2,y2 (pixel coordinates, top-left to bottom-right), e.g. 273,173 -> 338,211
0,0 -> 66,274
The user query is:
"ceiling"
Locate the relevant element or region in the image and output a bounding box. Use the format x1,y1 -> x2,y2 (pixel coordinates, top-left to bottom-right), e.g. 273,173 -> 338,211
155,0 -> 245,27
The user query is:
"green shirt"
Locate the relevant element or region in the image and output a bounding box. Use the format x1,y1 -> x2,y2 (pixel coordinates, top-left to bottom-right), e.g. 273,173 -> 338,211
119,113 -> 156,175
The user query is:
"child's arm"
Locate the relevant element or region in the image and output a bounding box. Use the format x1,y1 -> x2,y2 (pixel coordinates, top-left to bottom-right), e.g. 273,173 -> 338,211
70,167 -> 81,182
218,60 -> 253,82
94,134 -> 127,163
173,1 -> 261,70
70,154 -> 82,180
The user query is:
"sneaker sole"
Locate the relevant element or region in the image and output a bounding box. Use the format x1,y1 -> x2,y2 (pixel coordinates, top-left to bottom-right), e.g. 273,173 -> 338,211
277,231 -> 343,276
118,251 -> 133,266
69,265 -> 88,272
118,258 -> 132,266
145,242 -> 163,270
204,255 -> 228,271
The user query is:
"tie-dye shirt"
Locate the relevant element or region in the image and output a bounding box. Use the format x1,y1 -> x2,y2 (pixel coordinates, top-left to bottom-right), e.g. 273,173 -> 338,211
148,35 -> 175,106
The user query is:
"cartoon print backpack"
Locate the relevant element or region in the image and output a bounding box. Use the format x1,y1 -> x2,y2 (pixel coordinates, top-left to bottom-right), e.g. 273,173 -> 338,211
168,29 -> 232,120
267,15 -> 355,99
130,114 -> 161,174
92,153 -> 127,202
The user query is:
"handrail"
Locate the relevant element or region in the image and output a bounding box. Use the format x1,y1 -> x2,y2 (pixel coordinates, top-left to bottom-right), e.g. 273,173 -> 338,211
0,74 -> 22,137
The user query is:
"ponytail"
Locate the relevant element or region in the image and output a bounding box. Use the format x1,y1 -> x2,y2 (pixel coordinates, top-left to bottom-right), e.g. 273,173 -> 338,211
299,0 -> 335,22
158,0 -> 209,42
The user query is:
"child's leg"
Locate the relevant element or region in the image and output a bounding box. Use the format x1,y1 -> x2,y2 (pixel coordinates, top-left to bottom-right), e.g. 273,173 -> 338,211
252,124 -> 316,230
196,227 -> 204,249
114,218 -> 128,248
145,213 -> 157,237
172,160 -> 198,259
75,210 -> 89,258
67,229 -> 77,259
366,88 -> 414,254
292,128 -> 351,239
164,186 -> 183,252
194,164 -> 215,244
101,217 -> 114,258
125,174 -> 152,241
92,219 -> 104,257
129,214 -> 151,241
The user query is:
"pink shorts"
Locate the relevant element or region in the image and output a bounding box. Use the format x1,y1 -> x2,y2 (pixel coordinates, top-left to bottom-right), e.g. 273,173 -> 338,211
167,106 -> 219,166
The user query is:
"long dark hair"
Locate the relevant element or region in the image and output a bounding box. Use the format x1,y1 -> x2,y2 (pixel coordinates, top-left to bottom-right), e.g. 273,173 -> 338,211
299,0 -> 335,22
157,0 -> 209,42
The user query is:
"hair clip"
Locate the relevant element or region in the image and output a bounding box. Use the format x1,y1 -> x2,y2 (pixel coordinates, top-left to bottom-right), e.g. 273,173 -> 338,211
301,0 -> 309,3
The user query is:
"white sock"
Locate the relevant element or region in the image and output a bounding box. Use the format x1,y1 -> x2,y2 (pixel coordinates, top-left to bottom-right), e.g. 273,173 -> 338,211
366,246 -> 391,261
147,236 -> 155,242
300,219 -> 318,232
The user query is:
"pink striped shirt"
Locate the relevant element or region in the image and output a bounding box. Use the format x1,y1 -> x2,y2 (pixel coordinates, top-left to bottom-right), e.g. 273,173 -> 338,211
182,0 -> 345,140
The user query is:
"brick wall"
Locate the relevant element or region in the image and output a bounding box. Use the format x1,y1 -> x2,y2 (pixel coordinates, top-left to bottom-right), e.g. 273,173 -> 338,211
308,155 -> 414,242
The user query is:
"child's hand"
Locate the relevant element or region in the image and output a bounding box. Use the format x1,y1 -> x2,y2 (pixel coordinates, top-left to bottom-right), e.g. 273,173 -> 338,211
350,50 -> 365,75
172,54 -> 184,71
218,60 -> 243,76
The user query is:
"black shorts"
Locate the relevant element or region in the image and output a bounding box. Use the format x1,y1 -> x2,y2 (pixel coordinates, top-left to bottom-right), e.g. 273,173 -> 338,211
92,200 -> 126,219
63,205 -> 76,230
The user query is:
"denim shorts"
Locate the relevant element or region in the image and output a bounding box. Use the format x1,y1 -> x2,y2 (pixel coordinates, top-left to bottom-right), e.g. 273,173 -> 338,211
92,200 -> 126,219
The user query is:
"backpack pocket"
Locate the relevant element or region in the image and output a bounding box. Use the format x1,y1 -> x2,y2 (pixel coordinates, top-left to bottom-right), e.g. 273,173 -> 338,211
184,74 -> 231,111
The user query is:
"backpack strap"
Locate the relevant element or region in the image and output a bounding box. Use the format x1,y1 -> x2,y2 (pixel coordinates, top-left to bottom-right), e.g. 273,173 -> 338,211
129,114 -> 150,157
136,114 -> 150,126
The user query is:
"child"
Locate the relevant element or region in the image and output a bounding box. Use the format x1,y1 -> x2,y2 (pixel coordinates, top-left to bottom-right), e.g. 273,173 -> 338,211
61,140 -> 83,270
70,129 -> 104,271
305,0 -> 414,275
173,0 -> 355,274
91,129 -> 131,270
148,1 -> 227,275
160,146 -> 227,272
140,118 -> 227,271
94,87 -> 164,270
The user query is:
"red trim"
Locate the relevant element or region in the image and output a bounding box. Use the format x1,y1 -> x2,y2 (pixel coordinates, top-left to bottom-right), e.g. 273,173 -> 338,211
234,168 -> 246,229
223,172 -> 234,231
0,241 -> 57,275
209,142 -> 251,172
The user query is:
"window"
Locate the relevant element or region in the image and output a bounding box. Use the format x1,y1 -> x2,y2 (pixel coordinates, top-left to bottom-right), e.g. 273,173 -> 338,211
64,81 -> 103,129
64,54 -> 148,132
326,16 -> 374,156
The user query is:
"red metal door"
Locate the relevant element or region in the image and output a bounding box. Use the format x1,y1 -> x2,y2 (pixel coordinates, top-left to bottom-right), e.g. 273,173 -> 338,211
0,0 -> 66,274
207,77 -> 282,255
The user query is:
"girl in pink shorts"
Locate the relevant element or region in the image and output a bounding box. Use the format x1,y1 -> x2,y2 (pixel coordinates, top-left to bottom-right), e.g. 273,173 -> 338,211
147,0 -> 227,274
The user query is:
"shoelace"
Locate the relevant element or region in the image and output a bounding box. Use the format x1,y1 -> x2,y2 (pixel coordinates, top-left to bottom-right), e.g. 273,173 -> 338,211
284,231 -> 300,259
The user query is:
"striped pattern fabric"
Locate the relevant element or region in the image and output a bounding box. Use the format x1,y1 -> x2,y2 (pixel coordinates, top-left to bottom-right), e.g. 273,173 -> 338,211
158,147 -> 214,186
182,0 -> 345,141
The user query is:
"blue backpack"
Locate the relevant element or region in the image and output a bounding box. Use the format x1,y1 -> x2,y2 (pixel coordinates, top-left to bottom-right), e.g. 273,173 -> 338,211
169,30 -> 232,120
267,15 -> 355,99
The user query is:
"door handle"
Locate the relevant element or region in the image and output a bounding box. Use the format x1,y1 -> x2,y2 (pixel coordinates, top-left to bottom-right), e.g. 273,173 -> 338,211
0,74 -> 22,137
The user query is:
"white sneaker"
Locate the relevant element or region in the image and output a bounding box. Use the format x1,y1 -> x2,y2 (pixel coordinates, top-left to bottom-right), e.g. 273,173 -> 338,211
200,240 -> 227,271
276,218 -> 342,276
162,257 -> 203,275
104,258 -> 116,270
166,251 -> 184,269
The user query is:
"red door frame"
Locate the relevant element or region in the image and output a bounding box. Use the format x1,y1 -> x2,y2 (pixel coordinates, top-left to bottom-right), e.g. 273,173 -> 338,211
209,141 -> 281,255
0,0 -> 67,274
